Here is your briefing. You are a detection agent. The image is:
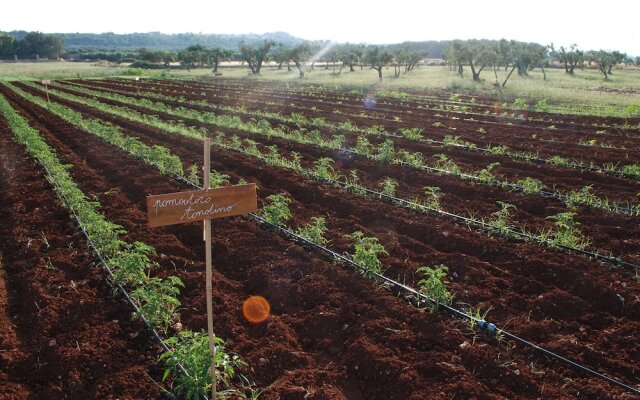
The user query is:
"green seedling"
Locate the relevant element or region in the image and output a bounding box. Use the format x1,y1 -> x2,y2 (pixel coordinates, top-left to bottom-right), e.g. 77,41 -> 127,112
417,264 -> 453,312
259,193 -> 291,226
346,231 -> 388,278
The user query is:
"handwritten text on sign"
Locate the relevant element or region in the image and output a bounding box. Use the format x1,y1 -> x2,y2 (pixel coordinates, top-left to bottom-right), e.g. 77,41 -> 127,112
146,183 -> 257,227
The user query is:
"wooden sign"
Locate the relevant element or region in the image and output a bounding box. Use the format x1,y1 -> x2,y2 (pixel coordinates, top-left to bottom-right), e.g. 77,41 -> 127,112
41,79 -> 51,85
146,183 -> 257,227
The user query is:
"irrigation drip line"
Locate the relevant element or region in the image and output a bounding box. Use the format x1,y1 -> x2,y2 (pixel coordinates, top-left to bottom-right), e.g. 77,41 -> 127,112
171,174 -> 640,397
312,170 -> 639,272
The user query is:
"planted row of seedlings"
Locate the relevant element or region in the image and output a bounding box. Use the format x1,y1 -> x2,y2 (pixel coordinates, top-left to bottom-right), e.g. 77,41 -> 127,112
88,78 -> 640,165
113,77 -> 640,147
112,77 -> 640,133
8,79 -> 640,394
2,83 -> 613,399
63,78 -> 640,183
21,81 -> 640,269
57,78 -> 640,213
5,79 -> 640,398
0,92 -> 255,399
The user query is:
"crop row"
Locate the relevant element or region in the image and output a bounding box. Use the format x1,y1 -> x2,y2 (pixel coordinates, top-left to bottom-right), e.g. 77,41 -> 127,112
85,78 -> 640,164
14,81 -> 639,273
64,79 -> 640,183
0,91 -> 252,398
23,81 -> 640,268
41,81 -> 640,219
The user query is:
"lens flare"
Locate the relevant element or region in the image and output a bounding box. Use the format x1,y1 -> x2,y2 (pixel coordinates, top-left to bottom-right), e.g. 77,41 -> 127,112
242,295 -> 271,323
363,94 -> 377,108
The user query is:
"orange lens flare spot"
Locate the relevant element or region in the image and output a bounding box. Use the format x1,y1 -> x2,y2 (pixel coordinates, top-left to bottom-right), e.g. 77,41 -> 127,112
242,295 -> 270,323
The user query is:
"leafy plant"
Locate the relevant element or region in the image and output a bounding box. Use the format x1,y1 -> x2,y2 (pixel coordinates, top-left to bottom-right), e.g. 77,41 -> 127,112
131,276 -> 184,333
546,212 -> 590,250
398,127 -> 423,140
355,136 -> 373,155
433,154 -> 461,174
378,177 -> 398,197
187,164 -> 200,186
296,217 -> 329,246
476,162 -> 500,183
423,186 -> 442,209
416,264 -> 453,312
346,231 -> 388,278
313,157 -> 340,180
516,177 -> 546,194
375,139 -> 395,163
209,170 -> 230,188
513,98 -> 528,110
488,201 -> 516,235
160,331 -> 244,400
259,193 -> 291,226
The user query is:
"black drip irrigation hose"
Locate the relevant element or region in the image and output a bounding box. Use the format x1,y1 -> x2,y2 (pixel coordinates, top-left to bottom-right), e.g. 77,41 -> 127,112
313,170 -> 640,273
173,174 -> 640,397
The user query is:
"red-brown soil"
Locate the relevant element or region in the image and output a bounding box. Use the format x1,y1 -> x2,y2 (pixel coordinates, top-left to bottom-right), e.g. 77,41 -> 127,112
1,80 -> 639,399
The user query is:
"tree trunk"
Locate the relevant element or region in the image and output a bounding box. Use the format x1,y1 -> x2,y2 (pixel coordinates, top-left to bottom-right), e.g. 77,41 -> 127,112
375,66 -> 383,80
295,61 -> 304,78
502,65 -> 517,88
213,61 -> 219,73
349,63 -> 355,72
541,66 -> 546,80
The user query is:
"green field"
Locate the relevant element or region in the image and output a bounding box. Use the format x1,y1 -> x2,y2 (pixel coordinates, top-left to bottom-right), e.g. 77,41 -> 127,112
1,60 -> 639,117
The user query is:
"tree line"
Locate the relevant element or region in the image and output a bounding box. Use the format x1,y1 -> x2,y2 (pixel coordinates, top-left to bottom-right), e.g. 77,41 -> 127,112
443,39 -> 635,84
0,31 -> 64,60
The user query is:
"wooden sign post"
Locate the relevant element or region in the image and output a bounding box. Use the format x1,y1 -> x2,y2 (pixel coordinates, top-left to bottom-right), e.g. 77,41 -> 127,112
41,79 -> 51,103
146,138 -> 257,399
134,76 -> 140,94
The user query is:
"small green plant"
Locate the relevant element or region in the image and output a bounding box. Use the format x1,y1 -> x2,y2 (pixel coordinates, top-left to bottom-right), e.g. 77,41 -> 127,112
416,264 -> 453,312
313,157 -> 339,180
423,186 -> 442,209
433,154 -> 461,174
547,155 -> 571,167
432,121 -> 445,128
466,306 -> 492,331
187,164 -> 201,186
209,170 -> 230,188
565,185 -> 598,209
513,98 -> 528,110
355,136 -> 373,155
399,127 -> 423,140
534,98 -> 549,112
476,162 -> 500,183
160,330 -> 245,400
344,170 -> 367,195
296,217 -> 329,245
378,177 -> 398,197
375,140 -> 395,163
346,231 -> 388,278
487,145 -> 509,155
516,177 -> 546,194
449,94 -> 461,102
546,212 -> 590,250
130,276 -> 184,333
488,201 -> 516,235
259,194 -> 291,226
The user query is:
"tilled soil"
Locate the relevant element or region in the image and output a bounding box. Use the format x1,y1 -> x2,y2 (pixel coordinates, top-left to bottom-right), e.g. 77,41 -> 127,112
1,81 -> 639,399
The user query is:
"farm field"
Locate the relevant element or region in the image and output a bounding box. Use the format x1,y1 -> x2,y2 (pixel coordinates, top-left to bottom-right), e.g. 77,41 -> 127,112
0,76 -> 639,399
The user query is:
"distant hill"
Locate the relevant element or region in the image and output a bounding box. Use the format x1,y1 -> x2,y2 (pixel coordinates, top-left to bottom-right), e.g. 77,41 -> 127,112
5,30 -> 304,51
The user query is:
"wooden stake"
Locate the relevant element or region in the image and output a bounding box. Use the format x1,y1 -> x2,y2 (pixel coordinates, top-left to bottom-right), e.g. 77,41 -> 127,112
203,138 -> 217,399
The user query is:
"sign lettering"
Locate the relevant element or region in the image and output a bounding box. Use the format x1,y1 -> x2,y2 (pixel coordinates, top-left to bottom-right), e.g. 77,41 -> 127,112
146,183 -> 257,227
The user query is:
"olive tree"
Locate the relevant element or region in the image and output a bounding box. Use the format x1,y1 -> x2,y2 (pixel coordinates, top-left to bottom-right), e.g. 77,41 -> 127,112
289,42 -> 311,78
239,40 -> 275,74
365,45 -> 394,80
553,44 -> 584,74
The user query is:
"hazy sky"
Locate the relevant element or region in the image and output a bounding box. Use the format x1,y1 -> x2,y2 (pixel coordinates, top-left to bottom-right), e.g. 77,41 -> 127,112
2,0 -> 638,55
